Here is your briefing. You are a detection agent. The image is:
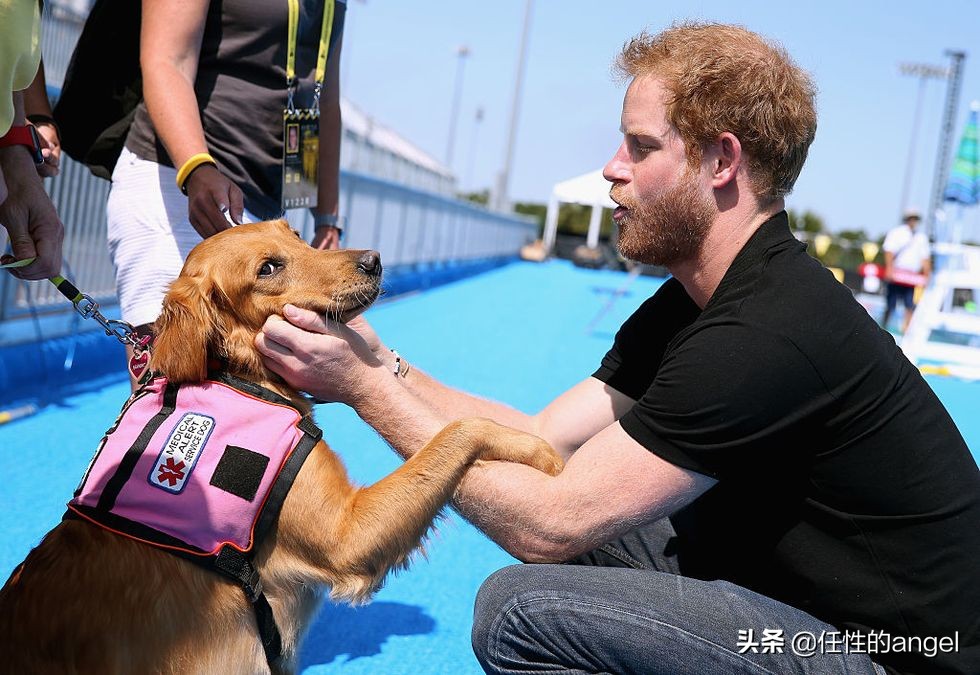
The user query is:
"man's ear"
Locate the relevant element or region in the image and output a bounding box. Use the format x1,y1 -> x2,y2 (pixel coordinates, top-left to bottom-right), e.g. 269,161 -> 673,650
151,275 -> 219,383
708,132 -> 742,189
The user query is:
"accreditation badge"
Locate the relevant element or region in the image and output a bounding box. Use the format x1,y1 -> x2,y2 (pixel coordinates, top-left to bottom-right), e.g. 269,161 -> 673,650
282,108 -> 320,209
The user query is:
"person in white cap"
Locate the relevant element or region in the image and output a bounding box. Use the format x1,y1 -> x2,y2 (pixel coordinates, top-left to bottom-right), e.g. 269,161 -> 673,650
881,208 -> 931,333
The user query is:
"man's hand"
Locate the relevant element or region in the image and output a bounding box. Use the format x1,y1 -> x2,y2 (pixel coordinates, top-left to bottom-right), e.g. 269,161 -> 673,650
184,163 -> 243,238
32,121 -> 60,178
345,313 -> 385,356
255,304 -> 385,404
0,145 -> 65,279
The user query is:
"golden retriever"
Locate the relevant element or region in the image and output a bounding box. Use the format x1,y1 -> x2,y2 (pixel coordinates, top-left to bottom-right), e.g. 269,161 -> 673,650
0,219 -> 563,674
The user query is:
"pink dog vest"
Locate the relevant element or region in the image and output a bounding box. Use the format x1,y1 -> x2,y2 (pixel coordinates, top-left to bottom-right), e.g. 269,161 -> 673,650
65,373 -> 321,665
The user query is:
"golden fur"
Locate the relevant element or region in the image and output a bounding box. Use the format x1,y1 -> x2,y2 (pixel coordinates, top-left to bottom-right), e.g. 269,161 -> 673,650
0,219 -> 563,674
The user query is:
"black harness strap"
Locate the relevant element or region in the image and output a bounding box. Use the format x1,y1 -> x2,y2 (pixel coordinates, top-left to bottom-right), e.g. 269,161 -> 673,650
97,381 -> 179,512
253,415 -> 322,544
214,546 -> 283,665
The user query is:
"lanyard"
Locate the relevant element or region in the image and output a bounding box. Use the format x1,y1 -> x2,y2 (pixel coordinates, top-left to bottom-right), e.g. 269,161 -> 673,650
286,0 -> 335,111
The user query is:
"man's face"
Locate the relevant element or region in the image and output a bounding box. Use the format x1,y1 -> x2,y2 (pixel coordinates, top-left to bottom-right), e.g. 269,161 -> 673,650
603,76 -> 714,267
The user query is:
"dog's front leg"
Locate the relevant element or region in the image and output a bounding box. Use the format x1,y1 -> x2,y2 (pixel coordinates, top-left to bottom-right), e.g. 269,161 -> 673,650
320,418 -> 560,601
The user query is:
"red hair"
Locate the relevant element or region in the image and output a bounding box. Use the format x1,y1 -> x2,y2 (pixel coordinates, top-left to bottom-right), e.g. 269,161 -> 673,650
616,22 -> 817,202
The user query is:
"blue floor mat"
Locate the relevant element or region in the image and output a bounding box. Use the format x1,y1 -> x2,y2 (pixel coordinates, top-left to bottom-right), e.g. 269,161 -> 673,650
0,260 -> 976,674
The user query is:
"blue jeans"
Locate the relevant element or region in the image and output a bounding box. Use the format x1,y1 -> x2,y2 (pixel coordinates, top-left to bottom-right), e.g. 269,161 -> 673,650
472,520 -> 888,674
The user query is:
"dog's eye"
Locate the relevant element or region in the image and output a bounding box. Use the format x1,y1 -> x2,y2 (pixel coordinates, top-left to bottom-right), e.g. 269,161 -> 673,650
258,260 -> 284,278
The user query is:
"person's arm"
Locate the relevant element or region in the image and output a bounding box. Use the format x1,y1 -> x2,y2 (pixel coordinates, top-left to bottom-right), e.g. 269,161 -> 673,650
352,365 -> 714,562
22,59 -> 59,178
397,366 -> 634,460
266,309 -> 634,459
0,91 -> 65,279
140,0 -> 242,235
256,307 -> 714,561
883,251 -> 895,282
310,36 -> 343,251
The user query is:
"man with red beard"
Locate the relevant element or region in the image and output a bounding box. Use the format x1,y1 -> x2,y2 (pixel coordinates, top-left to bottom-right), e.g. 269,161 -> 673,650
258,22 -> 979,675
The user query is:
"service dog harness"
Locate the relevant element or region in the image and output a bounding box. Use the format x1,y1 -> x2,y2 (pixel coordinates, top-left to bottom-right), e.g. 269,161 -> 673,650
65,373 -> 322,666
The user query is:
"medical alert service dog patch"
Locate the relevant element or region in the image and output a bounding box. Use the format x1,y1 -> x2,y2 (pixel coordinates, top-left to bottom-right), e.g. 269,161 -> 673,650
150,412 -> 215,493
68,376 -> 320,555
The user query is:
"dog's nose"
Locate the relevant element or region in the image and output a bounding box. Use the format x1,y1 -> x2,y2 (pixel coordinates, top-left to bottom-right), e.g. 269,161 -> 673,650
357,250 -> 382,277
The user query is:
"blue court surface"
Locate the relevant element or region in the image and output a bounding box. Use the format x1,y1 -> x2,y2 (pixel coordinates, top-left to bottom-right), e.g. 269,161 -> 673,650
1,260 -> 978,674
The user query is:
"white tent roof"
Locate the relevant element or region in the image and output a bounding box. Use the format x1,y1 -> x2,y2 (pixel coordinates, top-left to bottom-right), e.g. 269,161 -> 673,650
542,169 -> 616,252
551,169 -> 616,208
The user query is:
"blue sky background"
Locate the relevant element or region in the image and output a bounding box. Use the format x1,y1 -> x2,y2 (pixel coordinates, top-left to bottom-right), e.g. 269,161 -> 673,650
341,0 -> 980,239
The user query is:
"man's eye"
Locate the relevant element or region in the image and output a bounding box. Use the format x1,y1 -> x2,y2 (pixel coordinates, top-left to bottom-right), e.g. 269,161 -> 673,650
630,140 -> 654,154
258,261 -> 284,277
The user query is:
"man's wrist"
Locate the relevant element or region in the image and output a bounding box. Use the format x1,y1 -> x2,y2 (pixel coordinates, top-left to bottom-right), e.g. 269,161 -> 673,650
390,349 -> 412,379
377,347 -> 397,372
351,358 -> 403,410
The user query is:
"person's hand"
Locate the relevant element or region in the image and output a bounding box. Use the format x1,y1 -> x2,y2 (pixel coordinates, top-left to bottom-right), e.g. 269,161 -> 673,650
310,226 -> 341,250
345,313 -> 385,357
31,121 -> 61,178
0,145 -> 65,279
255,304 -> 384,404
183,163 -> 243,238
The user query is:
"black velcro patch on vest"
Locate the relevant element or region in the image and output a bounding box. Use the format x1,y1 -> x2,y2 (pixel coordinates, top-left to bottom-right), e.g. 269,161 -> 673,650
210,446 -> 270,502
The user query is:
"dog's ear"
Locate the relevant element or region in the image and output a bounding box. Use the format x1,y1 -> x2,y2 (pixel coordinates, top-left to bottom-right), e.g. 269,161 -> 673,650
151,275 -> 219,383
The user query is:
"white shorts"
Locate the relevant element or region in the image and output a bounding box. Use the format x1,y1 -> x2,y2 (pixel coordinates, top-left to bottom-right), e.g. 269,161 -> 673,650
106,147 -> 257,327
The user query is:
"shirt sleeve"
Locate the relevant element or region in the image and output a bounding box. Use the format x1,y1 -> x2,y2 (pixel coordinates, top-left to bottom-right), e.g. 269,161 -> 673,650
618,322 -> 831,479
593,278 -> 701,400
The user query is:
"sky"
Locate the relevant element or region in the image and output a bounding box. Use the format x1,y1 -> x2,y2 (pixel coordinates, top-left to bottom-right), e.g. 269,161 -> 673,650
340,0 -> 980,239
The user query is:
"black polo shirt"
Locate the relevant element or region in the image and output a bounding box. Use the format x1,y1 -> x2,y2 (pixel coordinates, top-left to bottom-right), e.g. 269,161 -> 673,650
594,212 -> 980,675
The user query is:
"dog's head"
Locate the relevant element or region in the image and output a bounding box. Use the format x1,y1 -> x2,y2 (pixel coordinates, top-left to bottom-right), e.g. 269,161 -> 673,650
151,219 -> 382,384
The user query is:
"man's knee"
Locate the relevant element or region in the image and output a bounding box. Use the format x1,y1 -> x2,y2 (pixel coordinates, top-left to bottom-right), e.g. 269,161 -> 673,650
472,565 -> 525,662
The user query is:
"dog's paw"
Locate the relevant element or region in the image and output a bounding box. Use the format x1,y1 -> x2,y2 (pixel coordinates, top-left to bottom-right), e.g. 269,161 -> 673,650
462,418 -> 564,476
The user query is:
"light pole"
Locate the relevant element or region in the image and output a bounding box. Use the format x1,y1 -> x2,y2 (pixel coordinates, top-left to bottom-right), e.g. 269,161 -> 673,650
464,105 -> 485,193
898,62 -> 949,219
491,0 -> 533,212
926,50 -> 967,244
445,44 -> 470,171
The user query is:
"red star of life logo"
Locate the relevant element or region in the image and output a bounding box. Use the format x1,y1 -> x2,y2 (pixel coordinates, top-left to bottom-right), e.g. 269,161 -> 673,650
157,457 -> 187,486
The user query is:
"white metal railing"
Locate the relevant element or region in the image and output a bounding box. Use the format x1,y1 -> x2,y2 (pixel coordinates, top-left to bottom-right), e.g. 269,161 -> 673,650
0,154 -> 536,327
1,6 -> 537,336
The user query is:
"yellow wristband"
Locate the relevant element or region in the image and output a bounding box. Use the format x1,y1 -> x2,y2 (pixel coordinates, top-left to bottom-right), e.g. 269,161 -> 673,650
175,153 -> 216,194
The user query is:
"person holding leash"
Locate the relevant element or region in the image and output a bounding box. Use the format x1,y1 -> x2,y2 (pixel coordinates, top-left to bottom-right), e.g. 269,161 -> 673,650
0,0 -> 64,280
257,22 -> 979,675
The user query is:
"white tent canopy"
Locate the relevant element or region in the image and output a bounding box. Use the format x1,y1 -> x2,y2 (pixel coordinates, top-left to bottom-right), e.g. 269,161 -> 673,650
543,169 -> 616,252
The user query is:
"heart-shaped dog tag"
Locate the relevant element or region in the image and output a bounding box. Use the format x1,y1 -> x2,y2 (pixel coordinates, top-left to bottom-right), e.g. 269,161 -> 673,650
129,350 -> 150,380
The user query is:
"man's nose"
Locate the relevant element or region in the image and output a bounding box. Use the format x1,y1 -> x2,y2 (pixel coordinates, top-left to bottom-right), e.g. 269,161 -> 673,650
603,141 -> 630,184
357,250 -> 382,277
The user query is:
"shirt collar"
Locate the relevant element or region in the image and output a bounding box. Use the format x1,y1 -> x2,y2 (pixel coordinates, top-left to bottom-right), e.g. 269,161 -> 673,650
720,210 -> 796,280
